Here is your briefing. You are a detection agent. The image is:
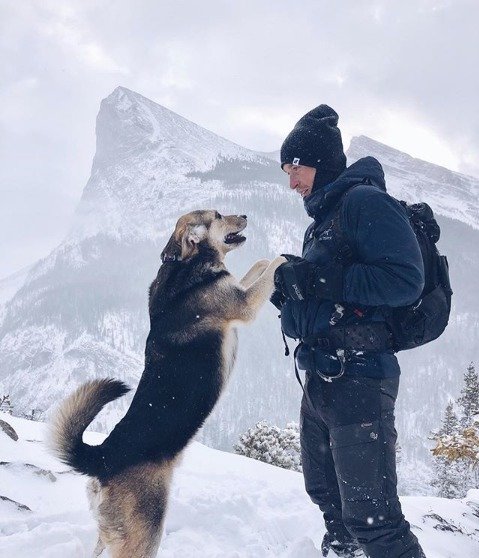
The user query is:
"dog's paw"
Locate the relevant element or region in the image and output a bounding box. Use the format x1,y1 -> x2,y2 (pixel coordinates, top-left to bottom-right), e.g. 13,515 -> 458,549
270,256 -> 287,269
254,258 -> 271,270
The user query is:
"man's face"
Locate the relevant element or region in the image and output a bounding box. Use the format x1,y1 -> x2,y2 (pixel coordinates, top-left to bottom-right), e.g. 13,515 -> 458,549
282,164 -> 316,198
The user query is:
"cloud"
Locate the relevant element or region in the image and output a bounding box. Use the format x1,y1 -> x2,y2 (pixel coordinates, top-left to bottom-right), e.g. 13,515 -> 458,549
1,0 -> 478,275
38,12 -> 129,74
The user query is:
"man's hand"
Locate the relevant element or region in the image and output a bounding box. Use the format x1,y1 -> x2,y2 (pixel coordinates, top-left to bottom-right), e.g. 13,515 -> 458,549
274,254 -> 344,302
274,255 -> 314,301
270,288 -> 286,310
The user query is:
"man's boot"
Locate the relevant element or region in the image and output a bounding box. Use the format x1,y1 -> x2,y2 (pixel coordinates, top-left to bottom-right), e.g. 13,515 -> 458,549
321,532 -> 364,557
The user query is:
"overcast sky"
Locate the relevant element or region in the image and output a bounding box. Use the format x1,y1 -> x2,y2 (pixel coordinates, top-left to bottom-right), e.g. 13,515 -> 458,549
1,0 -> 478,277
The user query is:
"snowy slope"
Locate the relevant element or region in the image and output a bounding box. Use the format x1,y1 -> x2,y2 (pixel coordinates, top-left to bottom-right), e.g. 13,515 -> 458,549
0,265 -> 32,328
1,413 -> 479,558
0,266 -> 32,307
1,87 -> 478,494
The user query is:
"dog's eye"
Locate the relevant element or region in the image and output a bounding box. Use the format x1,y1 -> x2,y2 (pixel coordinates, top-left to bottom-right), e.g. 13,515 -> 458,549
215,211 -> 222,220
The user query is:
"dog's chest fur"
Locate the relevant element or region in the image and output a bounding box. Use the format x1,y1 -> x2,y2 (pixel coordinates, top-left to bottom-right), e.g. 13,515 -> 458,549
221,326 -> 238,382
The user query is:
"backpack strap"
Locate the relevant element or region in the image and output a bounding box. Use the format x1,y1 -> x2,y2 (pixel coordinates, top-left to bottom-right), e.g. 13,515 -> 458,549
324,181 -> 392,351
330,181 -> 368,265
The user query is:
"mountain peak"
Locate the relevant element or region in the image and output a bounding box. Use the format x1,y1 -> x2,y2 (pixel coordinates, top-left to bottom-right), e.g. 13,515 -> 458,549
93,87 -> 256,173
106,86 -> 138,110
106,86 -> 173,117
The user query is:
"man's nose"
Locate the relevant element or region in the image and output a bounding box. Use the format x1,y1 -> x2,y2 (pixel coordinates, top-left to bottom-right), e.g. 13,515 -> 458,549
289,175 -> 299,190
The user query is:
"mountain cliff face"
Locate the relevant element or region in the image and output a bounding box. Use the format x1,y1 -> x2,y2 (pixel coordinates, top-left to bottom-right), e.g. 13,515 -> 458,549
1,87 -> 477,493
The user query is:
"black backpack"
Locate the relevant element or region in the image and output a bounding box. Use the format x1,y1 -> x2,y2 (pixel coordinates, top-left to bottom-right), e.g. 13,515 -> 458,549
331,195 -> 453,353
387,201 -> 452,351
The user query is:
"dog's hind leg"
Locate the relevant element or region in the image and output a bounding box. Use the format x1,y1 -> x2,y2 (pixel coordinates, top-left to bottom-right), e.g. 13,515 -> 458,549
87,478 -> 106,556
107,523 -> 163,558
97,462 -> 175,558
99,496 -> 167,558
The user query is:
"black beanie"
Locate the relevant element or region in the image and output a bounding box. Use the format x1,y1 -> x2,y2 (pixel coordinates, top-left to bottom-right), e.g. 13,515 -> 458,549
280,105 -> 347,176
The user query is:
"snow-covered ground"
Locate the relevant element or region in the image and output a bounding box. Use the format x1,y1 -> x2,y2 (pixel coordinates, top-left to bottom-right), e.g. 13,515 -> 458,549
0,412 -> 478,557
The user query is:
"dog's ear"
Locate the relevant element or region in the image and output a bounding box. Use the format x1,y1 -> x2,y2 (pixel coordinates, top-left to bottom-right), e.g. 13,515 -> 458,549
161,224 -> 207,263
161,232 -> 182,262
180,224 -> 207,260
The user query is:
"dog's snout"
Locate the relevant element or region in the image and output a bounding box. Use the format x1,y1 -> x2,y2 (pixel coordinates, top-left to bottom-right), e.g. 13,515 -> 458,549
240,215 -> 247,220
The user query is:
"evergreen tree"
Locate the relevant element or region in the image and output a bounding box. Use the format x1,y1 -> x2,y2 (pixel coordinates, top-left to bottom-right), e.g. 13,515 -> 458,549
395,442 -> 402,465
234,421 -> 302,472
431,363 -> 479,498
21,408 -> 45,421
457,362 -> 479,427
430,401 -> 465,498
0,394 -> 13,415
437,401 -> 459,437
431,456 -> 466,498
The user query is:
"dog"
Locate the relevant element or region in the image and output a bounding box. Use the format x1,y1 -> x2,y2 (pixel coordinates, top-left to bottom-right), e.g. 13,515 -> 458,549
49,209 -> 286,558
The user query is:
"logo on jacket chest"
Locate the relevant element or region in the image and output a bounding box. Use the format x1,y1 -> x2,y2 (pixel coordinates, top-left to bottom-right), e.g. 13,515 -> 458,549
314,225 -> 334,242
304,223 -> 336,264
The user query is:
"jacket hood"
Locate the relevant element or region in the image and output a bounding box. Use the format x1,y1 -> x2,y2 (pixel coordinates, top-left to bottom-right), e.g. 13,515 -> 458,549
304,156 -> 386,219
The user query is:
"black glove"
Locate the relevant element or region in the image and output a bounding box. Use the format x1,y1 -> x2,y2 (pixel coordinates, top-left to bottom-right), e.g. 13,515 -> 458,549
274,254 -> 344,302
274,254 -> 314,301
270,288 -> 286,310
270,261 -> 288,309
310,259 -> 344,301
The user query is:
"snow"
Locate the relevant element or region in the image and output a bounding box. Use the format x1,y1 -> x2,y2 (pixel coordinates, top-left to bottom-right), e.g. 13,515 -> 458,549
1,413 -> 478,557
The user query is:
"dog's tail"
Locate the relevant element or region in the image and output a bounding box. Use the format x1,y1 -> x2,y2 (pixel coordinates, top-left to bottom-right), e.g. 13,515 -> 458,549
49,378 -> 130,477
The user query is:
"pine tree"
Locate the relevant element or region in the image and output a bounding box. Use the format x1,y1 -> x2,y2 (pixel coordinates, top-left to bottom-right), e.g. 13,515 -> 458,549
234,421 -> 302,472
0,394 -> 13,415
457,362 -> 479,428
22,408 -> 45,422
395,442 -> 402,465
431,455 -> 466,498
430,401 -> 466,498
430,363 -> 479,497
437,401 -> 459,437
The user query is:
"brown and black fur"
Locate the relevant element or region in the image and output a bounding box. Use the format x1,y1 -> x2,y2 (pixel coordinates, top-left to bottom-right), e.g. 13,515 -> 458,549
49,210 -> 286,557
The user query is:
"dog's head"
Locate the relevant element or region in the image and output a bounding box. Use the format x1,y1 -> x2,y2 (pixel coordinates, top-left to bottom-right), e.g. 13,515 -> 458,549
161,210 -> 247,263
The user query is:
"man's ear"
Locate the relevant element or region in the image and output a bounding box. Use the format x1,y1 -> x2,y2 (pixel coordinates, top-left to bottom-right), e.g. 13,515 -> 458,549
180,224 -> 207,260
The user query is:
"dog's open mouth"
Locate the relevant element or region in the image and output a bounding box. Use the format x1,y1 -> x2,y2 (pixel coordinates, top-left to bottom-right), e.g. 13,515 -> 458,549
224,231 -> 246,244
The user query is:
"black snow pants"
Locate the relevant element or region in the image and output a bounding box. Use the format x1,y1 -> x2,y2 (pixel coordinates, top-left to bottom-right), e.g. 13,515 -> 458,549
300,371 -> 425,558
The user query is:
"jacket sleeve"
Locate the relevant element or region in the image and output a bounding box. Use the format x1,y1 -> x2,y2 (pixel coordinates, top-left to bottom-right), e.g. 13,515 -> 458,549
341,188 -> 425,307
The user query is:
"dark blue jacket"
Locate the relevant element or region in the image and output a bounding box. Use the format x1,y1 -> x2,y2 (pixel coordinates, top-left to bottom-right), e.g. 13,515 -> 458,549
281,157 -> 425,378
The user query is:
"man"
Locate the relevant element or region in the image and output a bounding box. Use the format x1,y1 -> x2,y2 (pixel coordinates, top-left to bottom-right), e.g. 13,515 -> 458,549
273,105 -> 426,558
